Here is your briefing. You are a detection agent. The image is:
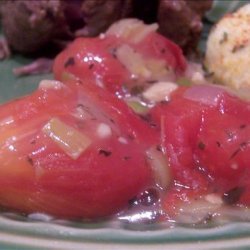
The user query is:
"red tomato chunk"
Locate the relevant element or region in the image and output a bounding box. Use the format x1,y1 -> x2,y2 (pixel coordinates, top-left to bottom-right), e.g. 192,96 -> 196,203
53,25 -> 186,96
149,85 -> 250,214
0,82 -> 158,219
1,18 -> 250,223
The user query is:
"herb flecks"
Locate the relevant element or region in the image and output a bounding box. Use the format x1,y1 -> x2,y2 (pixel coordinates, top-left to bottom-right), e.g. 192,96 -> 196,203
161,48 -> 166,54
219,32 -> 228,44
232,43 -> 245,53
30,139 -> 36,145
198,141 -> 206,150
64,57 -> 75,68
240,124 -> 247,129
27,156 -> 34,166
123,156 -> 131,160
99,149 -> 112,157
204,71 -> 215,78
88,63 -> 94,70
109,47 -> 117,59
139,114 -> 157,128
230,141 -> 250,159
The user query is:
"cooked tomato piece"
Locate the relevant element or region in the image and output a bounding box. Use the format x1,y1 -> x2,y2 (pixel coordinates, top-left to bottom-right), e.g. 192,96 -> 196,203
53,36 -> 129,95
135,32 -> 186,73
0,81 -> 158,219
53,24 -> 186,96
150,87 -> 209,188
194,91 -> 250,205
195,108 -> 250,190
149,85 -> 250,209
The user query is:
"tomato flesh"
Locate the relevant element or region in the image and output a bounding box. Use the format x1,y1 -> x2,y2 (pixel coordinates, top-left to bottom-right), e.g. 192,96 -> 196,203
2,19 -> 250,222
53,31 -> 186,96
149,85 -> 250,211
0,83 -> 156,219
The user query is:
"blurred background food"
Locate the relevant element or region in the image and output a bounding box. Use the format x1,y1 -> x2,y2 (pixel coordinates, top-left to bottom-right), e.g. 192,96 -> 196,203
0,0 -> 213,57
205,2 -> 250,100
0,0 -> 248,103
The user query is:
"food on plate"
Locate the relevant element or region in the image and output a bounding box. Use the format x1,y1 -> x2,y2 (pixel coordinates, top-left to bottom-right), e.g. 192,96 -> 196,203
53,18 -> 187,96
149,84 -> 250,217
0,80 -> 161,219
0,79 -> 249,223
205,4 -> 250,97
0,11 -> 250,225
52,15 -> 250,224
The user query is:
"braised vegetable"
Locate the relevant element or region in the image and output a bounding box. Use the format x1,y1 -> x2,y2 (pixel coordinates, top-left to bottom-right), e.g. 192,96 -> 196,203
0,80 -> 157,219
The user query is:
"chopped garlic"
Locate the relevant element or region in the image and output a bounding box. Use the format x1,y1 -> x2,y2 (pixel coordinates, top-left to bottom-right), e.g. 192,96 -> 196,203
142,81 -> 178,102
191,72 -> 206,84
116,45 -> 168,80
96,123 -> 112,138
118,137 -> 128,144
95,76 -> 105,88
0,116 -> 14,127
230,163 -> 238,170
106,18 -> 158,44
34,162 -> 45,179
205,194 -> 224,205
175,199 -> 221,224
72,105 -> 86,120
99,33 -> 106,40
146,146 -> 172,190
43,118 -> 91,160
117,44 -> 151,79
39,80 -> 64,90
28,212 -> 53,222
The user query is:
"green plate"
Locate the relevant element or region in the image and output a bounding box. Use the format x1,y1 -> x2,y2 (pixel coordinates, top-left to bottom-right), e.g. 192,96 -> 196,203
1,1 -> 250,249
0,54 -> 52,104
0,212 -> 250,250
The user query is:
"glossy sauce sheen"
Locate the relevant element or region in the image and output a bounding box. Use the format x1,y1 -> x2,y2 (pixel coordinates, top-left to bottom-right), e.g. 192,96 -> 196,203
0,20 -> 250,225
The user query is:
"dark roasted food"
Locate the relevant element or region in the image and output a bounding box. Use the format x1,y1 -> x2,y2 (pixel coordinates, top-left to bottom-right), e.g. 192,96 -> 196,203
1,0 -> 69,54
158,0 -> 213,54
0,0 -> 213,56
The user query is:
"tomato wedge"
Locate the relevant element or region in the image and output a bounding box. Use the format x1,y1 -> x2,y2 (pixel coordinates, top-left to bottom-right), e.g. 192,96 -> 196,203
53,20 -> 186,96
149,84 -> 250,210
0,80 -> 158,219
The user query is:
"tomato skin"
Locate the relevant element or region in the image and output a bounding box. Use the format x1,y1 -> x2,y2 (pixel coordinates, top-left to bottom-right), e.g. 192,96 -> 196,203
53,36 -> 130,95
0,83 -> 157,219
195,110 -> 250,190
53,31 -> 186,95
149,85 -> 250,208
150,88 -> 208,188
135,32 -> 187,73
0,137 -> 150,218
